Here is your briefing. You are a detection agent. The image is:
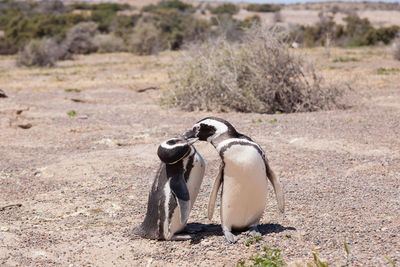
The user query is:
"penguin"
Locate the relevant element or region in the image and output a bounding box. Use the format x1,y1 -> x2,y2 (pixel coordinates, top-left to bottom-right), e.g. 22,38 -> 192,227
133,137 -> 206,240
182,117 -> 285,243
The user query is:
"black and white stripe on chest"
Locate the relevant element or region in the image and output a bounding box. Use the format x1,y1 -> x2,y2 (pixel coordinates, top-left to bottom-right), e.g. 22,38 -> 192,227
217,139 -> 265,159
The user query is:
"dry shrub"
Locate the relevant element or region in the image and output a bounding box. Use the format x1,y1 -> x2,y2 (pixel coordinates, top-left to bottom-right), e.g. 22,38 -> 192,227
127,19 -> 163,55
93,34 -> 126,53
64,22 -> 98,55
165,26 -> 342,113
17,39 -> 61,67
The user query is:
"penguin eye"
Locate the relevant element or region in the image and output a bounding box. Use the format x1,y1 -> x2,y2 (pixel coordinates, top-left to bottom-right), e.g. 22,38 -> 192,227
194,125 -> 200,131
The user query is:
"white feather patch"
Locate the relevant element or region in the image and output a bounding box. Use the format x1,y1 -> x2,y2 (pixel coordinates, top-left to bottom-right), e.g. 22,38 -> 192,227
163,181 -> 171,239
160,139 -> 187,149
216,138 -> 264,154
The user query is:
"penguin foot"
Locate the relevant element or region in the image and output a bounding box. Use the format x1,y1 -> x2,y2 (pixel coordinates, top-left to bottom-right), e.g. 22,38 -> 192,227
223,227 -> 237,244
170,234 -> 194,241
246,225 -> 261,237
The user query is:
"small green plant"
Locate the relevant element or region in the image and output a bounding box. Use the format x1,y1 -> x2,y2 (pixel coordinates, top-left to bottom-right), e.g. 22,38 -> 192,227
284,233 -> 291,238
245,233 -> 263,246
269,118 -> 278,124
67,110 -> 77,116
65,88 -> 81,92
237,246 -> 286,267
252,119 -> 263,124
376,67 -> 400,75
333,57 -> 359,63
344,242 -> 350,266
384,255 -> 396,266
309,251 -> 328,267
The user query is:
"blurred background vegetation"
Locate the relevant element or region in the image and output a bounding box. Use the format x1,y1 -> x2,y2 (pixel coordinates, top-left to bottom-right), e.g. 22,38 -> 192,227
1,0 -> 399,67
1,0 -> 399,113
0,0 -> 400,66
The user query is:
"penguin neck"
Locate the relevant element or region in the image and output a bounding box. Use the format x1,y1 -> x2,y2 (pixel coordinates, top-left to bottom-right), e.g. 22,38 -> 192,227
210,132 -> 232,148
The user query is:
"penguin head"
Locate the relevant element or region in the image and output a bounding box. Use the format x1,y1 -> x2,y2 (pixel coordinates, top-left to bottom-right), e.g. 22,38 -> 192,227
157,137 -> 196,164
182,117 -> 238,142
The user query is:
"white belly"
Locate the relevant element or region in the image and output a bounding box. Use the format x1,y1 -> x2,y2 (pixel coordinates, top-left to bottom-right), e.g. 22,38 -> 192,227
220,145 -> 268,230
166,152 -> 206,239
186,151 -> 206,209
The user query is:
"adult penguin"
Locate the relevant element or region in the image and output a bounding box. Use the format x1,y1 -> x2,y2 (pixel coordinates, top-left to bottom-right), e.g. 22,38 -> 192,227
183,117 -> 284,243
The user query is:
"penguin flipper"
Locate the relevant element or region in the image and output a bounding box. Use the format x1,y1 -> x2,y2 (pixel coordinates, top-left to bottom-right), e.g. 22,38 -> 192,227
264,157 -> 285,213
207,162 -> 224,220
170,174 -> 191,225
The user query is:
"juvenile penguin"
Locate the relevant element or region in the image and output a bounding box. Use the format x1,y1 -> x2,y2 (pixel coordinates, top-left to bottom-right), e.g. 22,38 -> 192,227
133,137 -> 205,240
182,117 -> 285,243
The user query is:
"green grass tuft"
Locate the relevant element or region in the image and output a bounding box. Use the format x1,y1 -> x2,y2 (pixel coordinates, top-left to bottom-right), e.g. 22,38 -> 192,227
376,67 -> 400,75
333,57 -> 359,63
237,246 -> 286,267
309,251 -> 329,267
65,88 -> 81,92
67,110 -> 77,117
245,233 -> 263,246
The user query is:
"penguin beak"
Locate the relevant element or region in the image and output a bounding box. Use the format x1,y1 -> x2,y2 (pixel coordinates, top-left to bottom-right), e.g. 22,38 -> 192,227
182,129 -> 196,140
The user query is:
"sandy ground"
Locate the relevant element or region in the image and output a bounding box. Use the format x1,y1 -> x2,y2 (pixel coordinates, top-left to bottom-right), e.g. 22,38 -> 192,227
0,47 -> 399,266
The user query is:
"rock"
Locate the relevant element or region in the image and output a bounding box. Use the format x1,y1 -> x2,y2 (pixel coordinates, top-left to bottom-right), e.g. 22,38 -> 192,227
18,123 -> 32,129
0,89 -> 7,98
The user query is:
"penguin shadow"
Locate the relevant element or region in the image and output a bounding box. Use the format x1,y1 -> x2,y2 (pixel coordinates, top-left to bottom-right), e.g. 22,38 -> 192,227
186,223 -> 296,244
257,223 -> 296,235
184,223 -> 223,244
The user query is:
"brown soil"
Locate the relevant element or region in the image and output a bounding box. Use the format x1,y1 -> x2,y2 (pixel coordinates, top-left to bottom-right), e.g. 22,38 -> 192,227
0,47 -> 399,266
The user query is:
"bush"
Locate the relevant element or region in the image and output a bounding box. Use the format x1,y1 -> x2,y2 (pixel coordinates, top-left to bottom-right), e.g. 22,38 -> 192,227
5,13 -> 87,49
302,12 -> 342,47
89,3 -> 131,32
362,26 -> 399,45
164,26 -> 342,113
142,0 -> 193,12
110,15 -> 137,38
63,22 -> 98,54
211,14 -> 243,42
33,0 -> 65,15
127,19 -> 163,55
241,15 -> 261,28
343,14 -> 373,46
0,7 -> 23,30
91,8 -> 116,32
17,39 -> 59,67
93,34 -> 125,53
131,9 -> 211,52
181,16 -> 210,44
0,37 -> 18,54
210,3 -> 239,15
246,4 -> 280,13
